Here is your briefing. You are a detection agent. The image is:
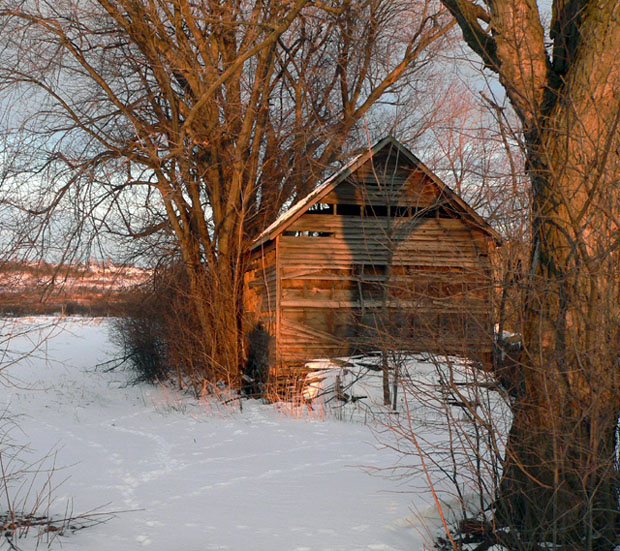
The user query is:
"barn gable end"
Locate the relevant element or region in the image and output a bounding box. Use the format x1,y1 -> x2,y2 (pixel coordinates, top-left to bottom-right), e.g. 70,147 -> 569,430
243,137 -> 500,381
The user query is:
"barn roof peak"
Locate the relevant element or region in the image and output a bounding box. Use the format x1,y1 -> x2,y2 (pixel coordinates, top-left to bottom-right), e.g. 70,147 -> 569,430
251,136 -> 501,250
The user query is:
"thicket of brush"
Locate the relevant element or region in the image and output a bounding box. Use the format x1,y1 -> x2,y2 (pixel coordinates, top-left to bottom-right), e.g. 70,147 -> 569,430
112,265 -> 228,396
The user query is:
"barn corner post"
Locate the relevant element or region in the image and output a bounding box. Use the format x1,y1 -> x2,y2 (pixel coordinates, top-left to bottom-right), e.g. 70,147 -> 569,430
274,234 -> 282,385
242,234 -> 280,399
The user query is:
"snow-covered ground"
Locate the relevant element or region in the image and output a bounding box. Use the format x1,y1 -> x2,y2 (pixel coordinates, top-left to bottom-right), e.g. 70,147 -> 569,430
0,317 -> 508,550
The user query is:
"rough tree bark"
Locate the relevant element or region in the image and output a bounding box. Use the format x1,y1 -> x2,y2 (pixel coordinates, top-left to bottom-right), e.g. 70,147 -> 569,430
441,1 -> 620,547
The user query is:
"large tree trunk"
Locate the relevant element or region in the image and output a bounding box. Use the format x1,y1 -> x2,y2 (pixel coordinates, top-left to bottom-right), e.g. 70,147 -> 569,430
498,157 -> 620,548
499,264 -> 620,547
498,399 -> 619,548
186,260 -> 242,388
497,18 -> 620,546
172,226 -> 245,391
442,1 -> 620,547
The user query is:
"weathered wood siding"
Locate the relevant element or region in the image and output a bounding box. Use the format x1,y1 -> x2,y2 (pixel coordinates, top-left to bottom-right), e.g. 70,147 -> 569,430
280,217 -> 489,268
276,154 -> 494,365
245,144 -> 497,372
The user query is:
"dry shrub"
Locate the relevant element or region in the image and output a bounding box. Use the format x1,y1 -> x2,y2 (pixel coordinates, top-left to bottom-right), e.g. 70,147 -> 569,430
113,264 -> 242,397
112,279 -> 170,385
113,265 -> 193,391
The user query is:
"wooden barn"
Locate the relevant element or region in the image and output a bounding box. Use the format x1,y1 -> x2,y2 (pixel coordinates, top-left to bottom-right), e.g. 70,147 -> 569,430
243,136 -> 501,378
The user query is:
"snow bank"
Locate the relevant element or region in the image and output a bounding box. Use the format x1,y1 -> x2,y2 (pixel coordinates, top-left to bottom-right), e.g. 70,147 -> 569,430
1,318 -> 445,551
301,352 -> 512,534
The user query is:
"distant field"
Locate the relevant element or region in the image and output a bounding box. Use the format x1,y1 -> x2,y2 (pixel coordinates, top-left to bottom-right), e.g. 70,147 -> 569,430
0,260 -> 149,316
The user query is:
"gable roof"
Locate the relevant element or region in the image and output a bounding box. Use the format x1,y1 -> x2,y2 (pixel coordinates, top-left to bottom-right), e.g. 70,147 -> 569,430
251,136 -> 502,250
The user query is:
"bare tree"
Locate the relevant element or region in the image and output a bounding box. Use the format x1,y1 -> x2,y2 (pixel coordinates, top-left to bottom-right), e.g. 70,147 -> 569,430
434,1 -> 620,548
0,0 -> 454,388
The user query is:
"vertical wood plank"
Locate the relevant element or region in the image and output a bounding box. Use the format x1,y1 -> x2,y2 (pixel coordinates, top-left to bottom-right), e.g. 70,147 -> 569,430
275,235 -> 281,372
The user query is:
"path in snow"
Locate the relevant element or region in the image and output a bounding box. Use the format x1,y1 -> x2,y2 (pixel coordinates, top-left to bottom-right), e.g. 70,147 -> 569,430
0,318 -> 435,551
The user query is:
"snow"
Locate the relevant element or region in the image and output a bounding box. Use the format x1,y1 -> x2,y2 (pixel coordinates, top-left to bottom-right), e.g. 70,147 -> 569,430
0,318 -> 509,550
0,317 -> 454,551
